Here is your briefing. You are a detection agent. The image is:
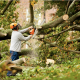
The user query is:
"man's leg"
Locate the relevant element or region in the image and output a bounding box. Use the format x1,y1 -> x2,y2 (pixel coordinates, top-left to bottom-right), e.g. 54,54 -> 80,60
11,51 -> 19,61
7,51 -> 19,76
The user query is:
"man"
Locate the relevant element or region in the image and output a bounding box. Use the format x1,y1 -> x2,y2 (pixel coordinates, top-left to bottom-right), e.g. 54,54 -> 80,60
7,23 -> 33,76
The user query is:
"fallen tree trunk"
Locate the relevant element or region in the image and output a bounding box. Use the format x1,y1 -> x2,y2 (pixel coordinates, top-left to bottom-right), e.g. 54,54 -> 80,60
38,11 -> 80,35
0,58 -> 25,72
38,14 -> 69,32
0,32 -> 7,37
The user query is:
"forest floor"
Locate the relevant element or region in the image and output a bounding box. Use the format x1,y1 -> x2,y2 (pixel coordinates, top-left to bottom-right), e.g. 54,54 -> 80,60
0,39 -> 80,80
0,55 -> 80,80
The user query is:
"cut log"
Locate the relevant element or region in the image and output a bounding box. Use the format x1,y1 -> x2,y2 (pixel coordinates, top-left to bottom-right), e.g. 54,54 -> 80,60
63,14 -> 69,20
38,11 -> 80,35
46,59 -> 55,65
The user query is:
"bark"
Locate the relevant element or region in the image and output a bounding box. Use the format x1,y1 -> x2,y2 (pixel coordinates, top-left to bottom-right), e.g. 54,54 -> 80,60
0,32 -> 7,37
0,29 -> 12,40
0,0 -> 13,15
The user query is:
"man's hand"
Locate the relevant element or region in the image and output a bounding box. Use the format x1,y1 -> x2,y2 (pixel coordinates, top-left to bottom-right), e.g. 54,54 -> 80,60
30,35 -> 32,38
29,26 -> 33,30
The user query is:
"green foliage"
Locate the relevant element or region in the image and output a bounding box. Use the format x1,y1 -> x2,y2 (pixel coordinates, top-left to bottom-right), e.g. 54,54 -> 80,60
0,40 -> 9,52
44,1 -> 67,16
0,0 -> 18,29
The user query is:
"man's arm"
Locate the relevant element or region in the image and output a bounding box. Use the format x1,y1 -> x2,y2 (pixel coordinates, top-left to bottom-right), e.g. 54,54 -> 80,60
19,28 -> 29,33
19,26 -> 33,33
18,33 -> 32,41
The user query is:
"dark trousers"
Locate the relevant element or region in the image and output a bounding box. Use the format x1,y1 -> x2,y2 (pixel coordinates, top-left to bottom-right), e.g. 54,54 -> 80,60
7,51 -> 19,76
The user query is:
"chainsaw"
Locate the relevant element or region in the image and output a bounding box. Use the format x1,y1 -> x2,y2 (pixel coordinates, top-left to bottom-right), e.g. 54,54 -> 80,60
29,24 -> 37,39
29,25 -> 35,35
29,19 -> 46,39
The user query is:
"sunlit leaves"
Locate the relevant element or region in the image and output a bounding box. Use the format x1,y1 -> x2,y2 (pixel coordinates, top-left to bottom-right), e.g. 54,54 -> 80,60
31,0 -> 38,7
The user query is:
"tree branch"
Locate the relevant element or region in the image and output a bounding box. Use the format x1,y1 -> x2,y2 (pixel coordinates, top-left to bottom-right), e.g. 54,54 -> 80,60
1,0 -> 13,15
65,0 -> 71,14
36,25 -> 80,40
45,25 -> 80,38
48,42 -> 80,54
67,0 -> 77,14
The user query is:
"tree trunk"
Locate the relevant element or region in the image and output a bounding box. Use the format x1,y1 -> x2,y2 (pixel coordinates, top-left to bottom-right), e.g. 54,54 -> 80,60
29,0 -> 34,23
